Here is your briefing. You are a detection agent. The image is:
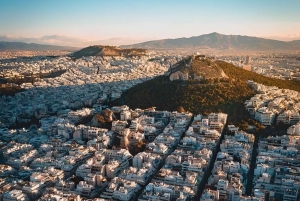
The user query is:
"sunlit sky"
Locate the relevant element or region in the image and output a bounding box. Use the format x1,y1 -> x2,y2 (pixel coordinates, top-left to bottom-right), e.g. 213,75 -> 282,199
1,0 -> 300,46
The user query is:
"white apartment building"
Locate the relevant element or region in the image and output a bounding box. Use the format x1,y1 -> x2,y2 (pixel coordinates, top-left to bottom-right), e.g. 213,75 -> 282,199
3,190 -> 29,201
254,107 -> 276,126
96,149 -> 132,163
208,113 -> 228,125
76,181 -> 93,197
132,152 -> 161,169
200,189 -> 219,201
287,123 -> 300,135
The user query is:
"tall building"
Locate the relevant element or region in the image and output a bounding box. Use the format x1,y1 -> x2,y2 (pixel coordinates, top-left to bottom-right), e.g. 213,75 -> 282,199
245,56 -> 251,65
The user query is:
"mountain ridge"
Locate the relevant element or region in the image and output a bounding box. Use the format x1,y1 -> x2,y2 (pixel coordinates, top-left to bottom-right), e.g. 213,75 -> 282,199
121,32 -> 300,50
0,41 -> 78,51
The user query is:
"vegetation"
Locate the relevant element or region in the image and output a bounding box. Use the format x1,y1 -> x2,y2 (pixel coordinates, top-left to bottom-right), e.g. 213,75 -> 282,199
1,76 -> 36,85
70,176 -> 84,186
40,69 -> 67,79
0,70 -> 67,96
177,106 -> 186,113
89,109 -> 116,129
115,76 -> 254,125
0,84 -> 24,97
76,115 -> 94,126
1,70 -> 67,85
129,140 -> 146,156
170,55 -> 226,79
72,45 -> 149,59
113,61 -> 300,127
217,61 -> 300,91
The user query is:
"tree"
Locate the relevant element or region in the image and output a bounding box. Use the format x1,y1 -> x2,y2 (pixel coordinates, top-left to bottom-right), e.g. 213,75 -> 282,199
177,106 -> 185,113
130,140 -> 146,155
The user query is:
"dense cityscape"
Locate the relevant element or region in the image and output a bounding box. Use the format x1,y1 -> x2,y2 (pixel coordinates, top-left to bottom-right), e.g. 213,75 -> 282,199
0,48 -> 299,201
1,1 -> 300,201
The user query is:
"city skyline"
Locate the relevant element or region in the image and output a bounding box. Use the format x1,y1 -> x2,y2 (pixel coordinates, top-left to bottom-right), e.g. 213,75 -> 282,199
0,0 -> 300,46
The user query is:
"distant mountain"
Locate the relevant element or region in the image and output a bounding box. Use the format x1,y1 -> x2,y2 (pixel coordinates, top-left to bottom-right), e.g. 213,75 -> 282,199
71,45 -> 149,59
121,32 -> 300,50
291,40 -> 300,45
0,41 -> 78,51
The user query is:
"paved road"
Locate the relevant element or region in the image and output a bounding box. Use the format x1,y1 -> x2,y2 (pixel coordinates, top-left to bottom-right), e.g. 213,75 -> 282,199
245,133 -> 259,195
195,126 -> 227,201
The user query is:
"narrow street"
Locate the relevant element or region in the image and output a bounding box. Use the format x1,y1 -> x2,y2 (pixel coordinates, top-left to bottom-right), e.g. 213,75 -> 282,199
132,117 -> 193,201
245,133 -> 259,195
195,125 -> 227,201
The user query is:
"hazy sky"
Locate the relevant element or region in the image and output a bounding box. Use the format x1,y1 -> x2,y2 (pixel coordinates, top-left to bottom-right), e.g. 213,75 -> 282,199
0,0 -> 300,46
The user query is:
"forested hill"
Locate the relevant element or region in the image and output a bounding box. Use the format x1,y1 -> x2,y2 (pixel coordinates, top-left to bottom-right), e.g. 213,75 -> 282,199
216,61 -> 300,91
113,61 -> 300,125
71,45 -> 148,59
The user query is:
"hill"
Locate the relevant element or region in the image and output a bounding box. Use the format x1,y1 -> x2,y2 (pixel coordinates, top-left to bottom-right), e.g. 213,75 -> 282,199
121,32 -> 300,50
112,60 -> 300,125
0,84 -> 24,97
0,41 -> 78,51
216,61 -> 300,90
168,55 -> 228,81
72,45 -> 149,59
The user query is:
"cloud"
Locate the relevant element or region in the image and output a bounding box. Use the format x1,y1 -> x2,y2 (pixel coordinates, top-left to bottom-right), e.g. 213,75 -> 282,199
0,35 -> 152,47
287,34 -> 300,37
1,35 -> 19,39
92,37 -> 149,46
0,35 -> 32,42
0,35 -> 86,47
263,34 -> 300,41
39,35 -> 86,46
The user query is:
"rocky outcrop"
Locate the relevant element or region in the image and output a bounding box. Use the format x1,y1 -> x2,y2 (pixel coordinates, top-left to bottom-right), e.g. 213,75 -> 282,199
168,55 -> 228,81
90,109 -> 116,128
169,71 -> 189,81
